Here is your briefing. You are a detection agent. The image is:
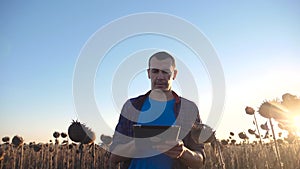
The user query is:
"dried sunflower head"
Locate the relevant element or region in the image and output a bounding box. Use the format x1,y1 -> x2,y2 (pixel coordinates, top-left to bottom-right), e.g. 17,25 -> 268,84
282,93 -> 300,116
61,132 -> 68,138
248,129 -> 256,135
220,139 -> 228,146
230,139 -> 236,145
12,135 -> 24,147
2,136 -> 9,143
238,132 -> 248,140
258,101 -> 288,120
33,143 -> 42,152
255,134 -> 260,139
245,106 -> 255,115
53,131 -> 60,139
100,134 -> 112,145
68,120 -> 96,144
81,128 -> 96,144
260,122 -> 269,130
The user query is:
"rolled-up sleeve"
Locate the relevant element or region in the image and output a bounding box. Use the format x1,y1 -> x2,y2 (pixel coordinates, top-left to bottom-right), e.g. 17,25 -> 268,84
109,100 -> 134,152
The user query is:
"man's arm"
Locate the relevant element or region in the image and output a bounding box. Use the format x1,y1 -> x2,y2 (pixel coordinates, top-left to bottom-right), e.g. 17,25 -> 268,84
179,147 -> 204,169
109,140 -> 136,165
109,99 -> 136,166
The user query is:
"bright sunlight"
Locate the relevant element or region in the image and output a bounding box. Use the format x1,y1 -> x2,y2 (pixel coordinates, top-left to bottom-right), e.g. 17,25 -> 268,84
294,115 -> 300,136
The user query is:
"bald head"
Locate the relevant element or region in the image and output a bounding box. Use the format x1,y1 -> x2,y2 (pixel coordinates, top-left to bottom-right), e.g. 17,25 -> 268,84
148,51 -> 176,69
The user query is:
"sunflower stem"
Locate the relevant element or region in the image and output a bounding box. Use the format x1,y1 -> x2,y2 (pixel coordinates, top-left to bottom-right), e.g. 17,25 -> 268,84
92,143 -> 96,169
269,118 -> 283,169
216,141 -> 226,169
79,143 -> 84,169
253,113 -> 263,145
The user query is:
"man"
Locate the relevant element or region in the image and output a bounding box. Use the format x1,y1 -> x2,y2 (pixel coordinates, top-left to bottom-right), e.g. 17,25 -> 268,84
109,51 -> 205,169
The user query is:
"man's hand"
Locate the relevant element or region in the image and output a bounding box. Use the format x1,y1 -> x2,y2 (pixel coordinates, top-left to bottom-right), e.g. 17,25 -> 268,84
153,140 -> 186,159
154,140 -> 204,169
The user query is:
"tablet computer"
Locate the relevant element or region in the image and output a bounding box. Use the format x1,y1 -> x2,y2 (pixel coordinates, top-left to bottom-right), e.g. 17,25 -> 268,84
133,125 -> 180,144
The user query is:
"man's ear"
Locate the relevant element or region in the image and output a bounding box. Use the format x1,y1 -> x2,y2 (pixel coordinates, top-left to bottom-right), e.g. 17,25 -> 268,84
172,69 -> 178,80
147,69 -> 151,79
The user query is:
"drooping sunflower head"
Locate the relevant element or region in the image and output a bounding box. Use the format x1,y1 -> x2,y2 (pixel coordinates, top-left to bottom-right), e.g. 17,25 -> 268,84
68,120 -> 96,144
12,135 -> 24,147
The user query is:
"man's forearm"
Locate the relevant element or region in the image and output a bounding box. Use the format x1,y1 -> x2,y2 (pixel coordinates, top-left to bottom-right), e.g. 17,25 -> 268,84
179,149 -> 204,169
109,140 -> 136,164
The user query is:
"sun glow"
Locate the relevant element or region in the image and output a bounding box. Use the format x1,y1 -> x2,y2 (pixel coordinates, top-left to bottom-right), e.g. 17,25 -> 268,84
294,115 -> 300,130
294,115 -> 300,136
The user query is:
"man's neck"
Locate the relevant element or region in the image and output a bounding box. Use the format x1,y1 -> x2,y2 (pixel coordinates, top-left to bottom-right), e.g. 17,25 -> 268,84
149,89 -> 174,101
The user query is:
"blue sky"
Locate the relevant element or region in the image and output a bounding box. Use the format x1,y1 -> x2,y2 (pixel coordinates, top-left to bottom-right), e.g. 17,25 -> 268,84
1,1 -> 300,143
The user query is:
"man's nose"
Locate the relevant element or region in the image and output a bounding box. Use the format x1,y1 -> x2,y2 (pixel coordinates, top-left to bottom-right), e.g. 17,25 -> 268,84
157,70 -> 165,79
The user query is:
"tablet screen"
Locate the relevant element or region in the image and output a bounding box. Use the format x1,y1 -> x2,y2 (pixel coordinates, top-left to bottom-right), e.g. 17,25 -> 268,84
133,125 -> 180,143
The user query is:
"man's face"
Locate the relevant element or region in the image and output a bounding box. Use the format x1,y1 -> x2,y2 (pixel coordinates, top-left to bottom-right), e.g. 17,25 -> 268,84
147,57 -> 177,91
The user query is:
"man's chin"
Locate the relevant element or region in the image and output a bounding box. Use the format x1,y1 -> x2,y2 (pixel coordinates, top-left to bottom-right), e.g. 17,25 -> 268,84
152,88 -> 170,92
154,84 -> 166,88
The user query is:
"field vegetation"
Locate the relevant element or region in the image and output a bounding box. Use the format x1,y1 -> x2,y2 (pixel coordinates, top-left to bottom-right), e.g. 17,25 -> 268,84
0,136 -> 299,169
1,93 -> 299,169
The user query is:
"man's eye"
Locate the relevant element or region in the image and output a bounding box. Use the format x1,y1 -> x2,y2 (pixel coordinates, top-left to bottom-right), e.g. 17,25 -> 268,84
151,69 -> 159,73
162,71 -> 169,74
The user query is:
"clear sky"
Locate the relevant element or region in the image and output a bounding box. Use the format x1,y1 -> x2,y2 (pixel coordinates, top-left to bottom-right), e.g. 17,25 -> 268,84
1,1 -> 300,143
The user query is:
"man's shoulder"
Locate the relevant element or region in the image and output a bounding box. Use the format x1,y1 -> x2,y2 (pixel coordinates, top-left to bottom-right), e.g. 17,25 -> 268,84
179,97 -> 197,106
129,92 -> 149,102
125,91 -> 151,110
